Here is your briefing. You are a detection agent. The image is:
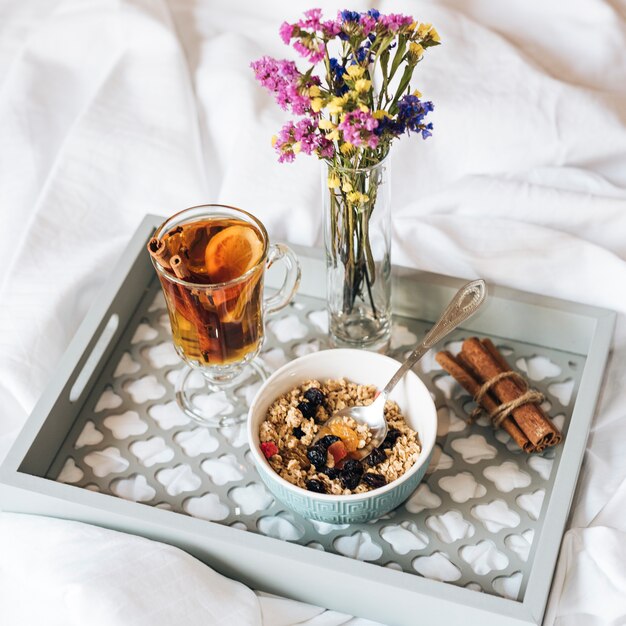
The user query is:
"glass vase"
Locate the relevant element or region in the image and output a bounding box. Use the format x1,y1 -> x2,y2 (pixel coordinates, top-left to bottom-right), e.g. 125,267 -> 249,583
323,154 -> 392,350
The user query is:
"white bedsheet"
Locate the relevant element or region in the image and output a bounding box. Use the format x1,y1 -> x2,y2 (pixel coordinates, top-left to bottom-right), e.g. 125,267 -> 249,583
0,0 -> 625,624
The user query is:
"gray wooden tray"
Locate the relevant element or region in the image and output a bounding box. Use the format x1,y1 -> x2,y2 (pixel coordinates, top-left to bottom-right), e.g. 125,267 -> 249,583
0,215 -> 615,626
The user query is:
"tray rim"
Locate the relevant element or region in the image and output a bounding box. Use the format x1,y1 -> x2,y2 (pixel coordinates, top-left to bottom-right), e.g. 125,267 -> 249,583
0,214 -> 616,626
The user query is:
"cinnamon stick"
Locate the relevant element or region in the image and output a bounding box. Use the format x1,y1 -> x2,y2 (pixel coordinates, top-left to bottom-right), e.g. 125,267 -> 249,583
170,255 -> 214,358
147,237 -> 171,267
480,338 -> 562,448
460,337 -> 561,449
435,351 -> 534,452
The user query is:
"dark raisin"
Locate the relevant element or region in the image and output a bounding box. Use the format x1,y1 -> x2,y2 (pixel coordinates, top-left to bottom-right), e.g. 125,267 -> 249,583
341,459 -> 363,474
306,445 -> 327,470
340,471 -> 362,490
362,473 -> 387,489
380,428 -> 401,450
366,447 -> 387,466
317,434 -> 340,452
323,467 -> 341,480
292,426 -> 305,439
303,387 -> 326,406
339,459 -> 364,490
305,479 -> 327,494
297,401 -> 317,420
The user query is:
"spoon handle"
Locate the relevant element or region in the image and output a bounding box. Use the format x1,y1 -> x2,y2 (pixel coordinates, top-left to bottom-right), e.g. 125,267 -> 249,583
381,279 -> 487,397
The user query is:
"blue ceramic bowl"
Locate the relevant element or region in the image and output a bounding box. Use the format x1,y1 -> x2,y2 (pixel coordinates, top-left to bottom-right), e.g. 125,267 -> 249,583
247,349 -> 437,524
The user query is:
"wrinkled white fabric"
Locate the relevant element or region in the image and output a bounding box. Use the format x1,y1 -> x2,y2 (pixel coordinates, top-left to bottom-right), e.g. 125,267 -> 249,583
0,513 -> 262,626
0,0 -> 625,624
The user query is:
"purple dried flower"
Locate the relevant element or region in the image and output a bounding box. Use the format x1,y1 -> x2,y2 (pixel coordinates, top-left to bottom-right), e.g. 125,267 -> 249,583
321,20 -> 341,37
338,111 -> 379,148
250,57 -> 312,115
293,39 -> 326,64
380,13 -> 413,32
298,8 -> 323,30
279,21 -> 295,44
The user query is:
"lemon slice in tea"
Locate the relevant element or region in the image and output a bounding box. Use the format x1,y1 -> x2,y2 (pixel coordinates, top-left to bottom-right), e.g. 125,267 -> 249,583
205,225 -> 264,283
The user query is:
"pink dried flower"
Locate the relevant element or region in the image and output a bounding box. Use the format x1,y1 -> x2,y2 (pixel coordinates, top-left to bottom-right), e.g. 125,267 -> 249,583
251,57 -> 311,115
338,111 -> 379,148
380,13 -> 414,32
293,39 -> 326,64
321,20 -> 341,37
274,121 -> 297,163
359,15 -> 376,36
298,8 -> 323,31
279,21 -> 295,44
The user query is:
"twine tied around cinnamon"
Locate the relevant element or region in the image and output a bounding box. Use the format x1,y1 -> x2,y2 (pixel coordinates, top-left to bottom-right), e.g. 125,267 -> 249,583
469,371 -> 545,429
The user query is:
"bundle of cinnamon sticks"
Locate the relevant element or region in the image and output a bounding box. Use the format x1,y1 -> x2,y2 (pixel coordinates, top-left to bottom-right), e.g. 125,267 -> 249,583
435,337 -> 562,453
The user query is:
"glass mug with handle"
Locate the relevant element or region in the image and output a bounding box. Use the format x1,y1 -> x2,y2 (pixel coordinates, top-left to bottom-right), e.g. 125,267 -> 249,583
148,204 -> 300,426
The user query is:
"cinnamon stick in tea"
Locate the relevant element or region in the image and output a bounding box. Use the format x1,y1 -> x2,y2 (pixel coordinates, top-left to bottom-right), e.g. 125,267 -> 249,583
147,237 -> 171,267
435,351 -> 534,452
170,255 -> 214,357
460,337 -> 561,449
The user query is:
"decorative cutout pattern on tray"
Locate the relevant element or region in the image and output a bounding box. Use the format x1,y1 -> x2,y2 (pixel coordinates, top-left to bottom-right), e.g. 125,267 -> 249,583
47,281 -> 584,602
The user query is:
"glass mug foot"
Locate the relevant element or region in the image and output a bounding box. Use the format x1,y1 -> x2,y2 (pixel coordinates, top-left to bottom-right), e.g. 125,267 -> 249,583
175,359 -> 271,427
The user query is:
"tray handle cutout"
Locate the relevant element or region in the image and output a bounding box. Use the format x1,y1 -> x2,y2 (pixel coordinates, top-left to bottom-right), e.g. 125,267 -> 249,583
69,314 -> 120,402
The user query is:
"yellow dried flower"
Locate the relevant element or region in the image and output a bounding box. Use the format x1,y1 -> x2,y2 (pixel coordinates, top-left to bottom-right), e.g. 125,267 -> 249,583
408,42 -> 424,63
412,89 -> 422,98
373,110 -> 392,120
354,78 -> 371,93
417,22 -> 432,38
328,96 -> 348,114
308,85 -> 321,97
271,135 -> 277,147
340,142 -> 356,156
293,142 -> 301,154
347,191 -> 369,204
310,98 -> 324,113
345,65 -> 365,79
327,173 -> 340,188
318,119 -> 335,130
341,180 -> 353,193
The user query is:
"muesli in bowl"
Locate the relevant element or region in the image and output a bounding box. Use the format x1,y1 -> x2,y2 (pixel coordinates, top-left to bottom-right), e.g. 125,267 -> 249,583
259,378 -> 422,495
247,349 -> 437,524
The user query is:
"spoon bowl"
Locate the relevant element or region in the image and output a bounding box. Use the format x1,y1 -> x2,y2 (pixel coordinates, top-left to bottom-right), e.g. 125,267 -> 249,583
319,279 -> 487,460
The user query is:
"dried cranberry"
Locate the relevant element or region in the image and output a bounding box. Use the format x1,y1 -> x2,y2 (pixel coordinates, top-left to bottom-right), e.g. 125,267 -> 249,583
260,441 -> 279,459
328,440 -> 348,465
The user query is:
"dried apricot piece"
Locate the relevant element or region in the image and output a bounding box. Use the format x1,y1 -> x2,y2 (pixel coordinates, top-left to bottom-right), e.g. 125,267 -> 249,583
329,422 -> 359,452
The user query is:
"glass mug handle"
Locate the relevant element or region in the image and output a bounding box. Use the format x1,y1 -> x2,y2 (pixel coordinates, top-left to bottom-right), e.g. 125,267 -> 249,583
263,243 -> 301,316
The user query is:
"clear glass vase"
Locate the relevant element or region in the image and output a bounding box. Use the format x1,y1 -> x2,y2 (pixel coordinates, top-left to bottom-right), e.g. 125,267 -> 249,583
323,154 -> 392,350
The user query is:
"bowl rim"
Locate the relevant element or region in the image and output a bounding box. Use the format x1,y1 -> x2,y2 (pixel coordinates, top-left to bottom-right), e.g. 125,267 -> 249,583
246,348 -> 438,502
